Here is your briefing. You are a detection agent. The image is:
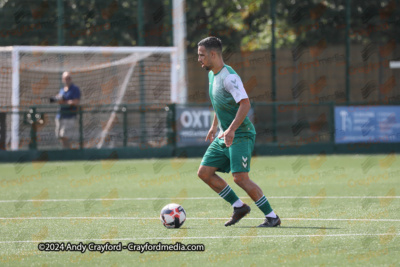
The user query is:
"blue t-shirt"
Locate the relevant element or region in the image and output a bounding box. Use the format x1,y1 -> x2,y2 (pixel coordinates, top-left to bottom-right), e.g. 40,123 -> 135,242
57,84 -> 81,119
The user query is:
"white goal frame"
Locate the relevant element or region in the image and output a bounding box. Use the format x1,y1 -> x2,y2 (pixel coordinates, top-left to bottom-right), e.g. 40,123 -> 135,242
1,46 -> 181,150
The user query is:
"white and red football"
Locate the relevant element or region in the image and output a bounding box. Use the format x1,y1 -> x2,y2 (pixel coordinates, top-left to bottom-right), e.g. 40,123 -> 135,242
160,203 -> 186,228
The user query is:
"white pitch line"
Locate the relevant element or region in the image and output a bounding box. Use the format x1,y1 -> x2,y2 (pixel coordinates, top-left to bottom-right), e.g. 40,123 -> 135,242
282,218 -> 400,222
0,217 -> 399,222
0,233 -> 398,244
270,196 -> 400,199
0,196 -> 399,203
0,197 -> 222,203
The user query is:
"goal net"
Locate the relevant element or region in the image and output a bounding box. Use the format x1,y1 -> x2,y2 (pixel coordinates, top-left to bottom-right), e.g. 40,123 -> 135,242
0,46 -> 179,150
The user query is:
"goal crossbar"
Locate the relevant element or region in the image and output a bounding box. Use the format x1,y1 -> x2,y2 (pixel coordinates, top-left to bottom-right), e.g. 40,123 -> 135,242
0,46 -> 177,54
1,46 -> 179,150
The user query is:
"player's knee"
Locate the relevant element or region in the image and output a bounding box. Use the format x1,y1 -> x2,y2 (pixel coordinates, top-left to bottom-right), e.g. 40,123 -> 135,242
233,173 -> 248,186
197,167 -> 209,181
233,176 -> 243,186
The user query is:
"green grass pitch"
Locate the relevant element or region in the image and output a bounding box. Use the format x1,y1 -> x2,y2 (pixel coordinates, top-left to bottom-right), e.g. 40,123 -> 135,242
0,154 -> 399,266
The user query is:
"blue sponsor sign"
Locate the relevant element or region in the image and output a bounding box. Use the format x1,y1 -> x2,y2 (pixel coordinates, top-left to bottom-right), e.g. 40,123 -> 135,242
335,106 -> 400,143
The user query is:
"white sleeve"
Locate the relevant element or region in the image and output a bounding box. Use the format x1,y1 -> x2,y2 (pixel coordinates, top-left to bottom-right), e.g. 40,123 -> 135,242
223,74 -> 249,103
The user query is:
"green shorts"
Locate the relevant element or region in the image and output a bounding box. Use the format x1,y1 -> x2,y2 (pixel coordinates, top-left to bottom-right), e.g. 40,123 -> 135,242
201,135 -> 255,173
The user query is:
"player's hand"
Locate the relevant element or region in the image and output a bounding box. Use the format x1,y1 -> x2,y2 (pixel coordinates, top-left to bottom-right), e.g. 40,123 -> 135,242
220,128 -> 235,147
205,126 -> 218,143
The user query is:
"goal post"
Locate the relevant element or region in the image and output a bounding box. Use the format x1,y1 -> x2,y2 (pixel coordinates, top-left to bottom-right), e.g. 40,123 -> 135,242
0,45 -> 181,150
11,48 -> 20,151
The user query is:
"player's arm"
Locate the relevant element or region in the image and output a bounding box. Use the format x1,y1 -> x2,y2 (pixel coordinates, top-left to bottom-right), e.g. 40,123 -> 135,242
221,74 -> 250,147
227,98 -> 250,132
223,99 -> 250,147
206,113 -> 218,142
211,112 -> 218,128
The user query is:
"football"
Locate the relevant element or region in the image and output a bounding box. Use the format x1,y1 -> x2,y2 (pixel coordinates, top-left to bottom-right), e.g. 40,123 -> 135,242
160,203 -> 186,228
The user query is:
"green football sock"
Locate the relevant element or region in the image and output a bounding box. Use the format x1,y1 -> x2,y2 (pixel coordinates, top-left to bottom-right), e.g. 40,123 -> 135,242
255,195 -> 273,215
218,185 -> 239,205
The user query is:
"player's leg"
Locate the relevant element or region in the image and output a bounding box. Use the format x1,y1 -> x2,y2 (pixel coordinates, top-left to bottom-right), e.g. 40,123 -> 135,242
197,165 -> 227,193
231,172 -> 263,201
198,138 -> 250,226
198,165 -> 246,207
230,136 -> 280,227
232,172 -> 280,227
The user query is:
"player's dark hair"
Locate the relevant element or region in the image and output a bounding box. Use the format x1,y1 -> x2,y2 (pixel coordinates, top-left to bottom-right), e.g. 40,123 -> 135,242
198,36 -> 222,54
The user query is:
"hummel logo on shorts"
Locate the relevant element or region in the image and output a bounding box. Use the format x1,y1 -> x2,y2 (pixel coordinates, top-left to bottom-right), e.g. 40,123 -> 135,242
242,156 -> 248,168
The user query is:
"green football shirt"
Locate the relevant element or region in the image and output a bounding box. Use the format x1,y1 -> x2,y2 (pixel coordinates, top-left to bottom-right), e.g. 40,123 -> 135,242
208,64 -> 256,136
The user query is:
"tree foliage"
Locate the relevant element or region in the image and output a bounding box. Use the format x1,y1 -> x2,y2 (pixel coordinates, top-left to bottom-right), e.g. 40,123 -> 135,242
0,0 -> 398,49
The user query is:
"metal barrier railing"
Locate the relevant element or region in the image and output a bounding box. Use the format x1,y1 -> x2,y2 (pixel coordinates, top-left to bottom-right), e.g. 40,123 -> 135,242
1,101 -> 399,151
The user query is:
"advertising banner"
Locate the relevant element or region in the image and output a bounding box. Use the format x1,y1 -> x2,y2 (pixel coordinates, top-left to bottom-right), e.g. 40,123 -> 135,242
176,105 -> 255,147
335,106 -> 400,143
175,106 -> 214,147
